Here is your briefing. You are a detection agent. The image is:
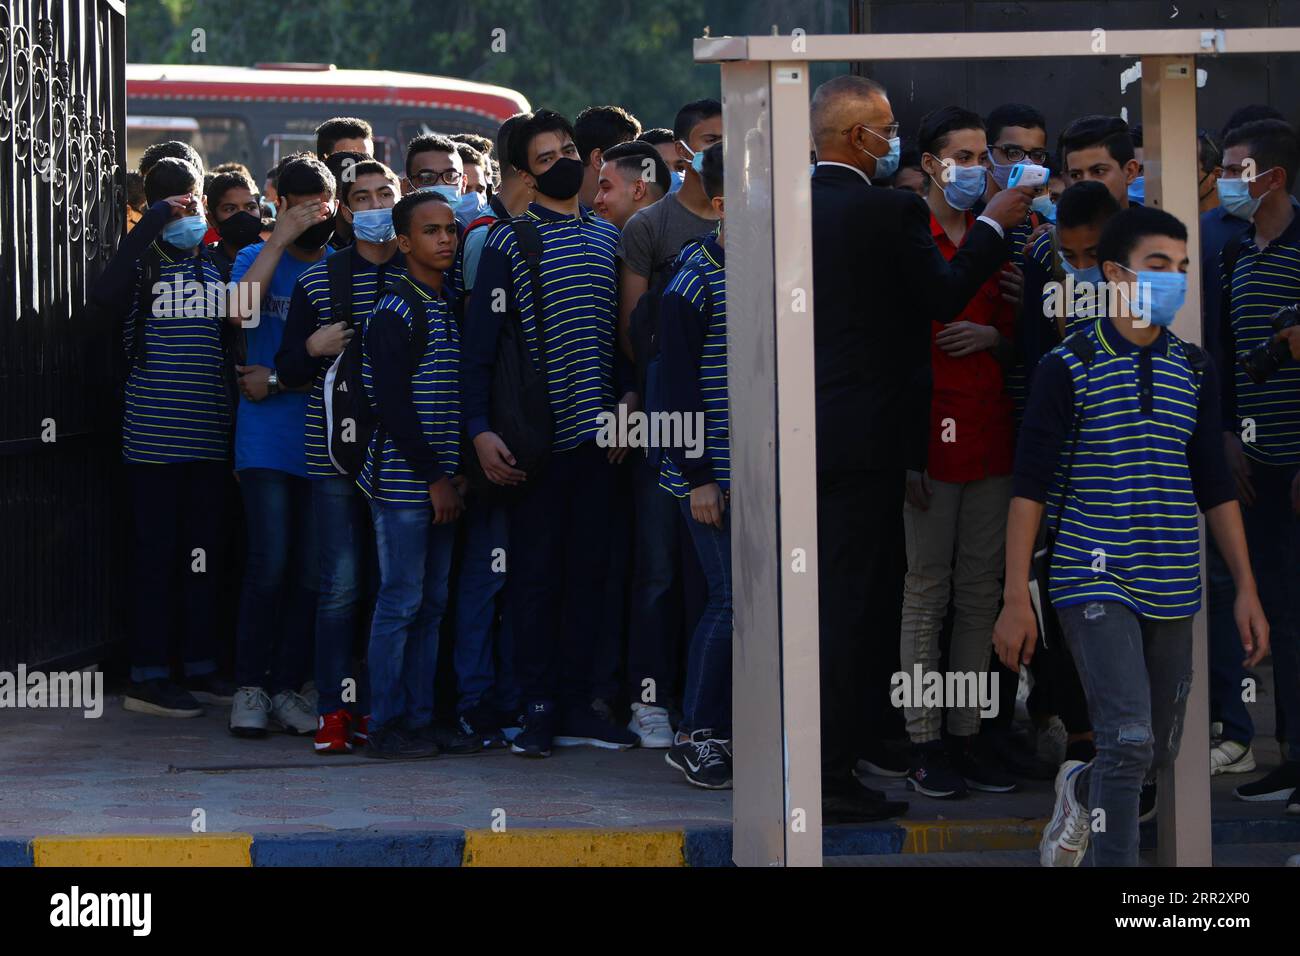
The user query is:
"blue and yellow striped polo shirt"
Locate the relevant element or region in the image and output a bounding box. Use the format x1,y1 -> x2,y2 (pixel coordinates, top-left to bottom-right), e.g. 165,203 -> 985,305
1222,204 -> 1300,466
659,239 -> 729,498
122,243 -> 231,464
462,203 -> 620,451
1033,319 -> 1219,619
357,276 -> 461,506
294,248 -> 406,479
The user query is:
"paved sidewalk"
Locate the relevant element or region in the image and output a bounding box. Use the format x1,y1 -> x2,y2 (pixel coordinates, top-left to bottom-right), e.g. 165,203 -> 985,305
2,680 -> 1297,864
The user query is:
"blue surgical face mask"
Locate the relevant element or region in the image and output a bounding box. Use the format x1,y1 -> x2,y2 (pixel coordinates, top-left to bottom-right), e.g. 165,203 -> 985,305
691,150 -> 705,174
162,213 -> 208,250
1059,252 -> 1101,285
933,162 -> 986,211
1217,176 -> 1264,221
1118,264 -> 1186,327
668,170 -> 685,194
351,207 -> 395,243
454,190 -> 488,227
421,184 -> 461,206
860,128 -> 900,179
1127,175 -> 1145,205
1032,192 -> 1057,222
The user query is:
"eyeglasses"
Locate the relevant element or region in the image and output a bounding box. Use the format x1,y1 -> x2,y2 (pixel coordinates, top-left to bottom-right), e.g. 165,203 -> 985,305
989,144 -> 1051,166
411,168 -> 462,186
843,122 -> 900,140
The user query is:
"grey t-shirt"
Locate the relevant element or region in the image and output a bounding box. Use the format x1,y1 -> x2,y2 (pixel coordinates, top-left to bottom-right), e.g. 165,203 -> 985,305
617,193 -> 717,280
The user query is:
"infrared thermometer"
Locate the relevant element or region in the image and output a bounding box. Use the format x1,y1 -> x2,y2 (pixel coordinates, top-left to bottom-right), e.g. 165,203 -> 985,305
1006,163 -> 1049,189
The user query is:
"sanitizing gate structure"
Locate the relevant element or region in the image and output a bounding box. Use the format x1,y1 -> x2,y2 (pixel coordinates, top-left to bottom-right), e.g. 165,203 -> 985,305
700,27 -> 1300,867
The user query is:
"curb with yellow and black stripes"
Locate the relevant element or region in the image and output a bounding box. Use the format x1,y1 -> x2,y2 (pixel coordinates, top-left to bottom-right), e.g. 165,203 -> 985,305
4,817 -> 1297,866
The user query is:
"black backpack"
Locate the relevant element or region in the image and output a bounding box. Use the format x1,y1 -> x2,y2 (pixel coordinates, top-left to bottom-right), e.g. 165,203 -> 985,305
628,235 -> 712,395
323,261 -> 429,479
462,216 -> 553,496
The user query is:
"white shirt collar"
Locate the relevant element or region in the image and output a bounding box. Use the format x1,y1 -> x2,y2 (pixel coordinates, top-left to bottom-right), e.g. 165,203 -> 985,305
815,160 -> 872,185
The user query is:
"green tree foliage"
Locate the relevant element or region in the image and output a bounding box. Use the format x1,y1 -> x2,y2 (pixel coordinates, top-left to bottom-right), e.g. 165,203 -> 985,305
126,0 -> 848,128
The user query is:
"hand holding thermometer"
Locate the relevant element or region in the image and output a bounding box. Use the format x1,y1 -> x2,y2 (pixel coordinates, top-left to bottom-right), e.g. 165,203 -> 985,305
1006,163 -> 1049,190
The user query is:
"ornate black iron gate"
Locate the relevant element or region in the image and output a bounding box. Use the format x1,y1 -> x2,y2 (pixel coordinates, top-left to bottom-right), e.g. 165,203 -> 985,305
0,0 -> 127,670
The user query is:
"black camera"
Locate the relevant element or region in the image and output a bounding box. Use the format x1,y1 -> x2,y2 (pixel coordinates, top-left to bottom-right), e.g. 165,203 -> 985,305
1239,304 -> 1300,385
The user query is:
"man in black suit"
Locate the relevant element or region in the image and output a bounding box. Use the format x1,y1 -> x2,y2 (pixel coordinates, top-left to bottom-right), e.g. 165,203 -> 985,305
809,75 -> 1033,822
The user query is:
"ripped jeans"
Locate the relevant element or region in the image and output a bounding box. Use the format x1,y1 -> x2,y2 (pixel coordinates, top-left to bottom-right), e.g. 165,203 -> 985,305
1057,601 -> 1193,867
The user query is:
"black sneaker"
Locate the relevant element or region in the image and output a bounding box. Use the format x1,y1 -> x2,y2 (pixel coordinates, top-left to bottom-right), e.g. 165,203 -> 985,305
554,701 -> 638,750
123,679 -> 203,718
950,738 -> 1018,793
511,701 -> 555,758
185,673 -> 237,705
1234,761 -> 1300,802
664,730 -> 733,789
1139,781 -> 1157,823
1287,789 -> 1299,816
823,774 -> 909,822
459,706 -> 508,750
364,724 -> 438,760
981,724 -> 1058,781
410,722 -> 482,755
857,738 -> 910,778
906,741 -> 968,799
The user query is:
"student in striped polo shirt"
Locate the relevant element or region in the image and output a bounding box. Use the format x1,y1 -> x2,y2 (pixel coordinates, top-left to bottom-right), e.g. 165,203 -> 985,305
463,108 -> 637,758
656,142 -> 731,790
106,156 -> 234,719
1215,118 -> 1300,804
996,207 -> 1269,867
358,190 -> 470,759
276,159 -> 406,755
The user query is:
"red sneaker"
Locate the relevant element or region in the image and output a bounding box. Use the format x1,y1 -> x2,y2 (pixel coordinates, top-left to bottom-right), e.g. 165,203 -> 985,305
314,709 -> 353,754
352,714 -> 371,747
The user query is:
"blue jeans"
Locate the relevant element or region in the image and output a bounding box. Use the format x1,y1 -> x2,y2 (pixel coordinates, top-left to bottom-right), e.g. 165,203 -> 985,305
312,477 -> 373,715
235,469 -> 318,693
368,501 -> 455,732
679,495 -> 732,735
1240,460 -> 1300,760
626,453 -> 685,708
1206,537 -> 1254,745
452,498 -> 516,714
1058,601 -> 1193,867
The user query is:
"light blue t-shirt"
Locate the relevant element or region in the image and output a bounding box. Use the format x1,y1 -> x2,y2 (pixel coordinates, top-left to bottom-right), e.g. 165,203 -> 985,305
231,241 -> 331,476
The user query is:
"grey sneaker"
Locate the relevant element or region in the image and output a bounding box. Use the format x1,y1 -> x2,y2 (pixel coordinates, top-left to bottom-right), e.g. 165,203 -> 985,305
270,690 -> 317,735
229,687 -> 271,738
1040,759 -> 1090,867
1209,739 -> 1256,776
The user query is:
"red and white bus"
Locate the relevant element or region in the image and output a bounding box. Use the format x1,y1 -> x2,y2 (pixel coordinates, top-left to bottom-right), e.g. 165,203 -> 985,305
126,62 -> 530,179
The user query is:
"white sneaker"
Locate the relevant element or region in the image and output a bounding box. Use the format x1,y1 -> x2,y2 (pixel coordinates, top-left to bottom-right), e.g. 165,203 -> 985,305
229,686 -> 271,737
1040,759 -> 1091,867
1210,739 -> 1256,775
270,690 -> 317,735
627,703 -> 673,749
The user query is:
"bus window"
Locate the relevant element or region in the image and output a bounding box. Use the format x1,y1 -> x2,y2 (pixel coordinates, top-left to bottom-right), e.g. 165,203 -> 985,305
126,115 -> 254,172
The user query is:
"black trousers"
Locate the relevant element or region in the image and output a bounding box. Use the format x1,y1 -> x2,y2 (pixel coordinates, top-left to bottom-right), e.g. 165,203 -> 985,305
817,468 -> 906,781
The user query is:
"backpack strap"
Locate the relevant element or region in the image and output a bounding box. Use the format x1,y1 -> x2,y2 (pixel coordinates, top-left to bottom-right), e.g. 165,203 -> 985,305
507,217 -> 547,338
1061,330 -> 1097,368
327,246 -> 355,328
131,245 -> 163,367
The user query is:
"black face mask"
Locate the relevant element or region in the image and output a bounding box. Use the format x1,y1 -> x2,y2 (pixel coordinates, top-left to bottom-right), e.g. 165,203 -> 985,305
532,157 -> 584,200
294,218 -> 336,251
217,211 -> 263,250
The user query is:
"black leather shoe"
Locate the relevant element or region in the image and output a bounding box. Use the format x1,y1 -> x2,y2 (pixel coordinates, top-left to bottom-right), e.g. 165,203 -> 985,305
822,790 -> 909,823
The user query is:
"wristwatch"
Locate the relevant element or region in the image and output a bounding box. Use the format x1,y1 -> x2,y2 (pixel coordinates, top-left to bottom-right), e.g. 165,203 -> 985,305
267,370 -> 281,396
